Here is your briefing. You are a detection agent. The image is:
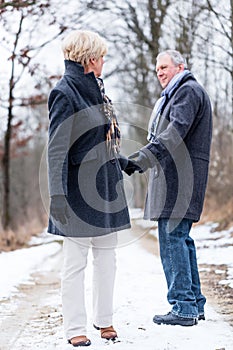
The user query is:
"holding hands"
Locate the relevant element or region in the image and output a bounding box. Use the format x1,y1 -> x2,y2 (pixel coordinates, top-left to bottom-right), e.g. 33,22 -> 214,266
128,151 -> 151,174
123,158 -> 142,176
121,149 -> 152,176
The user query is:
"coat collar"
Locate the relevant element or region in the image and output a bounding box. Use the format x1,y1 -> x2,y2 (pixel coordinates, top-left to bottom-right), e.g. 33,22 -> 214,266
179,71 -> 196,85
165,71 -> 196,101
64,60 -> 96,80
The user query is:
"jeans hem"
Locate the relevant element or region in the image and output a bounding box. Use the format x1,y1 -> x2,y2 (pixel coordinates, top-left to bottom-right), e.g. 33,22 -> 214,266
172,310 -> 198,318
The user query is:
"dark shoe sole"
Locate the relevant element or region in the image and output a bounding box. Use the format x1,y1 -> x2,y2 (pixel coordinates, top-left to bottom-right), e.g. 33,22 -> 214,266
154,320 -> 196,326
153,317 -> 197,327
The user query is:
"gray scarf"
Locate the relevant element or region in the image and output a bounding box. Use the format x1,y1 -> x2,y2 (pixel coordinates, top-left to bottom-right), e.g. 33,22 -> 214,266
148,70 -> 190,142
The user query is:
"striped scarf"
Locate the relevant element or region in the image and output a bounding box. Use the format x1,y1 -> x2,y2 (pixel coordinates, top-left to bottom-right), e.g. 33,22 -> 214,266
96,77 -> 121,154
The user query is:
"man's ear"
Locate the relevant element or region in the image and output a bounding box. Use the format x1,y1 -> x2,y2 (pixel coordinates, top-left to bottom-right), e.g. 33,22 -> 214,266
179,63 -> 185,72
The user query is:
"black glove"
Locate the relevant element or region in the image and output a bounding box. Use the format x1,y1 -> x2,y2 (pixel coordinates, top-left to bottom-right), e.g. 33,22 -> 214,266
50,195 -> 70,225
128,150 -> 151,173
124,159 -> 142,176
118,154 -> 141,176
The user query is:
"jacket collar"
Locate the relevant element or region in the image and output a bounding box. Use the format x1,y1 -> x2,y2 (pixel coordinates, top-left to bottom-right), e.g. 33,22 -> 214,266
165,71 -> 196,101
180,71 -> 196,84
64,60 -> 96,80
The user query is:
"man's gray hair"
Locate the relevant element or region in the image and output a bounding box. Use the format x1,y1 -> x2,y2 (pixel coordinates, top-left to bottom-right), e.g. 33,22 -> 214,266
157,50 -> 188,69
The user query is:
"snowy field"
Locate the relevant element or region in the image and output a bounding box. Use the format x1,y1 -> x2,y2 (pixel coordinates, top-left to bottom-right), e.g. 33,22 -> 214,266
0,211 -> 233,349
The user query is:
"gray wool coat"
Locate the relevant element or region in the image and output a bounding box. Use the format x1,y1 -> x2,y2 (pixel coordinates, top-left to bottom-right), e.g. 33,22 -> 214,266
47,60 -> 130,237
143,72 -> 212,222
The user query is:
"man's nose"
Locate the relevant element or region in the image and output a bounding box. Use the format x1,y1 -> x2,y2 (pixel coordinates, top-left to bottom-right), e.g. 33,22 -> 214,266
156,68 -> 163,76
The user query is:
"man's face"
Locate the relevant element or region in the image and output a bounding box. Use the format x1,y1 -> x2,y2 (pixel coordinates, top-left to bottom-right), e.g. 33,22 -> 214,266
156,54 -> 184,89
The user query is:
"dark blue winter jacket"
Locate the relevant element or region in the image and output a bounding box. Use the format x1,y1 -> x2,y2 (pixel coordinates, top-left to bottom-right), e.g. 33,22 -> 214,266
47,60 -> 130,237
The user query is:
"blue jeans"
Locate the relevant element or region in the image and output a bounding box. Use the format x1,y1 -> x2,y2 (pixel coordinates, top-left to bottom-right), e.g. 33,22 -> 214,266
158,218 -> 206,318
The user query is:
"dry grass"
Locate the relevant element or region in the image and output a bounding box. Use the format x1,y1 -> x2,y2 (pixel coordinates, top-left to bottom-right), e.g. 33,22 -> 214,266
201,196 -> 233,231
0,215 -> 47,252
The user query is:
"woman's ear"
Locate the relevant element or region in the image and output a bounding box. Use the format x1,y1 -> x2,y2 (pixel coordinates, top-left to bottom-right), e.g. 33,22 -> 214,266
89,57 -> 96,65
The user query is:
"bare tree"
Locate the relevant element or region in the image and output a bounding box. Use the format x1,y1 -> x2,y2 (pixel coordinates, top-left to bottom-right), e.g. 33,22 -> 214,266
204,0 -> 233,129
0,0 -> 36,10
0,0 -> 67,230
171,0 -> 232,125
80,0 -> 171,107
161,0 -> 233,218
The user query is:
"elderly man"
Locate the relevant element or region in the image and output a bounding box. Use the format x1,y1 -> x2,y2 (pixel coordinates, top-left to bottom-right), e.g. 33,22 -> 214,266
129,50 -> 212,326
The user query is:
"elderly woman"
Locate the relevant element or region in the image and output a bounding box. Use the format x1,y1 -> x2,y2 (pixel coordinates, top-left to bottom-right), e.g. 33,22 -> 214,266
47,30 -> 135,347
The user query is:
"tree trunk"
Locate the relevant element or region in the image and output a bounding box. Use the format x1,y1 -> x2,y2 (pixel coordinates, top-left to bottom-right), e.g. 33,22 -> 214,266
1,12 -> 23,230
2,90 -> 13,230
231,0 -> 233,133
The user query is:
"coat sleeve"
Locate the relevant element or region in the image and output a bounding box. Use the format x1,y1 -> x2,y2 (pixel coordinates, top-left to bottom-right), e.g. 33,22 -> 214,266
48,89 -> 74,196
144,85 -> 201,163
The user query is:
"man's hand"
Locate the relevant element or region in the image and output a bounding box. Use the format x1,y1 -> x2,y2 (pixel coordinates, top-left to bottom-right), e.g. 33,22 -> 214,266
128,150 -> 151,173
118,154 -> 142,176
50,195 -> 70,225
124,159 -> 142,176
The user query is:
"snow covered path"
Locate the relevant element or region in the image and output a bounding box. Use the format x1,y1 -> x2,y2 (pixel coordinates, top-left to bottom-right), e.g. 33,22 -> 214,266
0,227 -> 233,350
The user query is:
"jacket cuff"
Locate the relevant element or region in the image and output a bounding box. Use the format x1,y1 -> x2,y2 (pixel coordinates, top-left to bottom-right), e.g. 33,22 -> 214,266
140,145 -> 159,168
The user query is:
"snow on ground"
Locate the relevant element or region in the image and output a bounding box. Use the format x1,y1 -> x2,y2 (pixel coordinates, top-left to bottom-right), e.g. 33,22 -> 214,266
0,213 -> 233,349
0,237 -> 61,300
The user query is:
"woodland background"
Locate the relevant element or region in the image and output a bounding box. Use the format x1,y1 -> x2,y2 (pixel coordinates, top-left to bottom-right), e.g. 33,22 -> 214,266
0,0 -> 232,250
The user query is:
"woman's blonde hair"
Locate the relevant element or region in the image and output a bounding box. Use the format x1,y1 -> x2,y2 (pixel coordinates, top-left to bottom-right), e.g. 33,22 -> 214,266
62,30 -> 108,66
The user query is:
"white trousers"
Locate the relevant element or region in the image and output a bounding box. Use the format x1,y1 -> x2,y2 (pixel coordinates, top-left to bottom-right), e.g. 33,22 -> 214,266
61,232 -> 117,340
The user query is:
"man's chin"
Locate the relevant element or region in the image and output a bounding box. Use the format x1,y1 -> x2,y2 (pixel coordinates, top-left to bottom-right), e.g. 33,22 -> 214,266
160,80 -> 168,88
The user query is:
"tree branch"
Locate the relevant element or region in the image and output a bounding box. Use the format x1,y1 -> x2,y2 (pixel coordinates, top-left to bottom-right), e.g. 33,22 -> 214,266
205,0 -> 231,41
0,0 -> 36,10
